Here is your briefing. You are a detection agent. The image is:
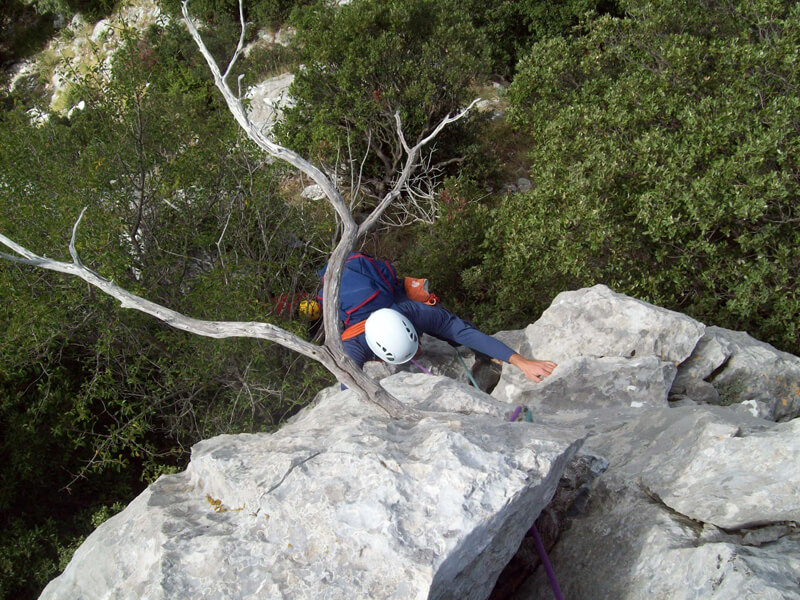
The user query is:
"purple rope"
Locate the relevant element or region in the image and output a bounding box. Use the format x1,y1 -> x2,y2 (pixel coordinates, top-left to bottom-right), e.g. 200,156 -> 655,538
529,522 -> 564,600
510,406 -> 564,600
410,358 -> 434,376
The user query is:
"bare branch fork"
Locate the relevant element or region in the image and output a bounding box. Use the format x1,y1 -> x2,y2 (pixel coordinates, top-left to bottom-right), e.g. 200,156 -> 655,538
0,1 -> 477,419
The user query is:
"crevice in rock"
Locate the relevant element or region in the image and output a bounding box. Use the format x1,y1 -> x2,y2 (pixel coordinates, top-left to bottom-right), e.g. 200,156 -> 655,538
471,356 -> 503,394
639,483 -> 706,536
488,453 -> 608,599
264,451 -> 322,495
709,522 -> 800,547
706,355 -> 731,383
640,482 -> 800,548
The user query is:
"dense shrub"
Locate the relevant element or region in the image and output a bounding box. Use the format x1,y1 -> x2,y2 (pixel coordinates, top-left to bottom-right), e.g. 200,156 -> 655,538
278,0 -> 490,203
161,0 -> 311,30
438,0 -> 800,349
442,0 -> 620,77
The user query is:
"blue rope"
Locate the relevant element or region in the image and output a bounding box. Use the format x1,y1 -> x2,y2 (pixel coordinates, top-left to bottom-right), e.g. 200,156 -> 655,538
453,347 -> 481,390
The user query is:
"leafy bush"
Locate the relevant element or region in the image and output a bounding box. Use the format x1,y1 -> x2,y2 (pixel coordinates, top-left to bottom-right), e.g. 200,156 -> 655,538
161,0 -> 311,30
471,0 -> 800,349
0,0 -> 57,77
399,179 -> 493,317
278,0 -> 490,202
442,0 -> 620,77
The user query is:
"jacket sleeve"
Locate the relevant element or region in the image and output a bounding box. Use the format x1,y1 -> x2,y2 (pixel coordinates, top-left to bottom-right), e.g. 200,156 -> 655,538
394,300 -> 515,363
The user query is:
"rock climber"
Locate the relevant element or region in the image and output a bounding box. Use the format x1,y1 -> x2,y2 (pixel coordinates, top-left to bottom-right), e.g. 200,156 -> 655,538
313,253 -> 557,384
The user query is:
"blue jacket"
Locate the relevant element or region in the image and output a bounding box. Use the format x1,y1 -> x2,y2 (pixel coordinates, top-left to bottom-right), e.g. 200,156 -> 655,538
343,297 -> 515,368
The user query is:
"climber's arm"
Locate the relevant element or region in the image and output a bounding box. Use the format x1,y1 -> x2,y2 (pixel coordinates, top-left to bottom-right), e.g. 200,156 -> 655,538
397,301 -> 556,382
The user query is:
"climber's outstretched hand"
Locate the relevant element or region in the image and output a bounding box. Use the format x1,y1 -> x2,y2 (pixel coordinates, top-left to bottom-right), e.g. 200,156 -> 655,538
508,354 -> 557,383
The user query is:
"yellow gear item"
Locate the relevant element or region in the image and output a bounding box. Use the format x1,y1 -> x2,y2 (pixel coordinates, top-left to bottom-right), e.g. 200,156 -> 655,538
299,299 -> 321,320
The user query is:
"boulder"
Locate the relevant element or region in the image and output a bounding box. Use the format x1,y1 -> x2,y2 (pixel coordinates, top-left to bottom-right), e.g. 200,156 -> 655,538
492,284 -> 703,413
40,373 -> 582,600
494,355 -> 676,415
245,73 -> 295,132
482,287 -> 800,600
514,407 -> 800,600
300,184 -> 326,200
672,326 -> 800,421
517,284 -> 706,364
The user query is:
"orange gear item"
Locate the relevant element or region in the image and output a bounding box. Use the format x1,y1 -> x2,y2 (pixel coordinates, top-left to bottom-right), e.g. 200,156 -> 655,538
341,320 -> 367,341
404,277 -> 438,305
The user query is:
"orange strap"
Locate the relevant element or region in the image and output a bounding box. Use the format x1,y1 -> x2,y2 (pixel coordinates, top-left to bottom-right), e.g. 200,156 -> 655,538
341,320 -> 367,341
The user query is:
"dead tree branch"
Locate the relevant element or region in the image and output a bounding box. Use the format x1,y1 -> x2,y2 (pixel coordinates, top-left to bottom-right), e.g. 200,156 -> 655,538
0,2 -> 478,419
0,211 -> 410,417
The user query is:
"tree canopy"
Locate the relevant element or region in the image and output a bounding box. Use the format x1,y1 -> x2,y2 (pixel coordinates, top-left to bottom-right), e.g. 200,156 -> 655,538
0,21 -> 331,598
277,0 -> 489,204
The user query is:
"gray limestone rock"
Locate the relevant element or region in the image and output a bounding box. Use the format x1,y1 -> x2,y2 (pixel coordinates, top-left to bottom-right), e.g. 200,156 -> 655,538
642,417 -> 800,530
672,326 -> 800,421
493,355 -> 676,414
300,183 -> 326,200
40,374 -> 582,600
513,406 -> 800,600
518,474 -> 800,600
363,336 -> 480,389
245,73 -> 295,132
38,285 -> 800,600
519,284 -> 705,364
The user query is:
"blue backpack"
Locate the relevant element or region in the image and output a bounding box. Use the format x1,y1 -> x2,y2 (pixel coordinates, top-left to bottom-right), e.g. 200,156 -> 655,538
317,253 -> 402,326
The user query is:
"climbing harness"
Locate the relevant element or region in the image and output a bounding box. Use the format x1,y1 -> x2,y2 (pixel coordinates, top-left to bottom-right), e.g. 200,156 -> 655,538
341,320 -> 367,340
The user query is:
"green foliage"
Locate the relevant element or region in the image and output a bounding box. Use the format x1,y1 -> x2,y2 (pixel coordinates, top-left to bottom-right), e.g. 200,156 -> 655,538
278,0 -> 490,201
442,0 -> 620,77
464,0 -> 800,348
30,0 -> 118,21
0,0 -> 57,78
0,22 -> 334,598
399,178 -> 493,317
161,0 -> 311,30
239,42 -> 301,88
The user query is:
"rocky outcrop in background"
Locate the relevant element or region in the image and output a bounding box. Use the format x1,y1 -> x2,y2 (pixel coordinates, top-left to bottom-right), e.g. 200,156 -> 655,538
40,285 -> 800,599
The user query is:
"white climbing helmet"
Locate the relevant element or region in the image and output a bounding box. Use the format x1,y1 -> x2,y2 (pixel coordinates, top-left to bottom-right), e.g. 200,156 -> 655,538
364,308 -> 419,364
